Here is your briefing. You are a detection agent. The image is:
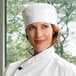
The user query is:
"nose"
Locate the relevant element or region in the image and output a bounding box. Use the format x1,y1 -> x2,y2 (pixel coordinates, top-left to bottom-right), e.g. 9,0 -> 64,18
35,28 -> 43,38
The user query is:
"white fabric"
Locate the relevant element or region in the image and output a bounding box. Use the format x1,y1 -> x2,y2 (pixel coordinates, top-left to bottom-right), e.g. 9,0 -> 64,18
4,46 -> 76,76
22,3 -> 57,28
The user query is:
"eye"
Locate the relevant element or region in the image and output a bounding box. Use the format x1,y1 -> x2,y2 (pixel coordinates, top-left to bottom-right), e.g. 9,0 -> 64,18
42,24 -> 49,29
27,25 -> 35,30
28,26 -> 33,30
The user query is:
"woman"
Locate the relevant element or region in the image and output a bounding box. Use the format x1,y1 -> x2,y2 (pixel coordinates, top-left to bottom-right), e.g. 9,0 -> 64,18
4,3 -> 76,76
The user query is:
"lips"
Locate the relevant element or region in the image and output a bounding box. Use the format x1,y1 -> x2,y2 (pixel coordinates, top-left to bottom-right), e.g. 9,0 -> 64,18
35,39 -> 45,44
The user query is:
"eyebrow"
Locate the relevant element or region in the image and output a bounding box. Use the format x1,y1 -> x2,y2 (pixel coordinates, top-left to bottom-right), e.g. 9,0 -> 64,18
28,24 -> 34,26
28,24 -> 35,27
28,24 -> 37,29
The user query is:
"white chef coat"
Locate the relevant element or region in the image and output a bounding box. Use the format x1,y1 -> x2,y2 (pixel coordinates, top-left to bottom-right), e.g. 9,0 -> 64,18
4,46 -> 76,76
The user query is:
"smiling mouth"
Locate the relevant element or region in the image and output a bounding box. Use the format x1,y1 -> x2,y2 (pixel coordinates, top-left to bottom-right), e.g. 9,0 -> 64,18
35,40 -> 46,44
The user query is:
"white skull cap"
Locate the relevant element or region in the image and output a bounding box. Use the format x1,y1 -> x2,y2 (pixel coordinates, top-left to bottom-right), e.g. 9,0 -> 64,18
22,3 -> 58,28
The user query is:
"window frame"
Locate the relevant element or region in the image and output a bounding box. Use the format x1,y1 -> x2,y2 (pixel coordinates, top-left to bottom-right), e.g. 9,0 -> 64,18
0,0 -> 6,75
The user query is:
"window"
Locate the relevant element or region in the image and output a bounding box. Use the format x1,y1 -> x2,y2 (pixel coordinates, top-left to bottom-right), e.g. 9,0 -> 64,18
6,0 -> 76,67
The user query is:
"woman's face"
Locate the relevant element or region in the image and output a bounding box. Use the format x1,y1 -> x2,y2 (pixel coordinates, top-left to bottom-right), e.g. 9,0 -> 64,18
26,22 -> 53,53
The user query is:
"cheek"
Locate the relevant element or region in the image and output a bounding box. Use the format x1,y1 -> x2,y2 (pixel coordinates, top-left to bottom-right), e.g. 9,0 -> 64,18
27,33 -> 35,42
45,32 -> 53,40
44,29 -> 53,38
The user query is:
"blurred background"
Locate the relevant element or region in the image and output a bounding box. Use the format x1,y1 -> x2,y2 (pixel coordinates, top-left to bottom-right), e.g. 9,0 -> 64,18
6,0 -> 76,66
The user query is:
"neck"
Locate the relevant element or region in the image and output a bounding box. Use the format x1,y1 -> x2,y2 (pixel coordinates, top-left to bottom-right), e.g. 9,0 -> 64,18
31,50 -> 41,56
32,46 -> 53,56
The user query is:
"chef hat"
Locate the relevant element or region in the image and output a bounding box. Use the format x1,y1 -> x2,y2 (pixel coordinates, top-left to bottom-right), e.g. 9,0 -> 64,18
22,3 -> 58,28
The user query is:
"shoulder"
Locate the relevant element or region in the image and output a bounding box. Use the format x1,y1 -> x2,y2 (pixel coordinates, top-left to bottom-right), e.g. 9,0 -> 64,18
8,58 -> 26,68
55,54 -> 76,75
4,58 -> 27,76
